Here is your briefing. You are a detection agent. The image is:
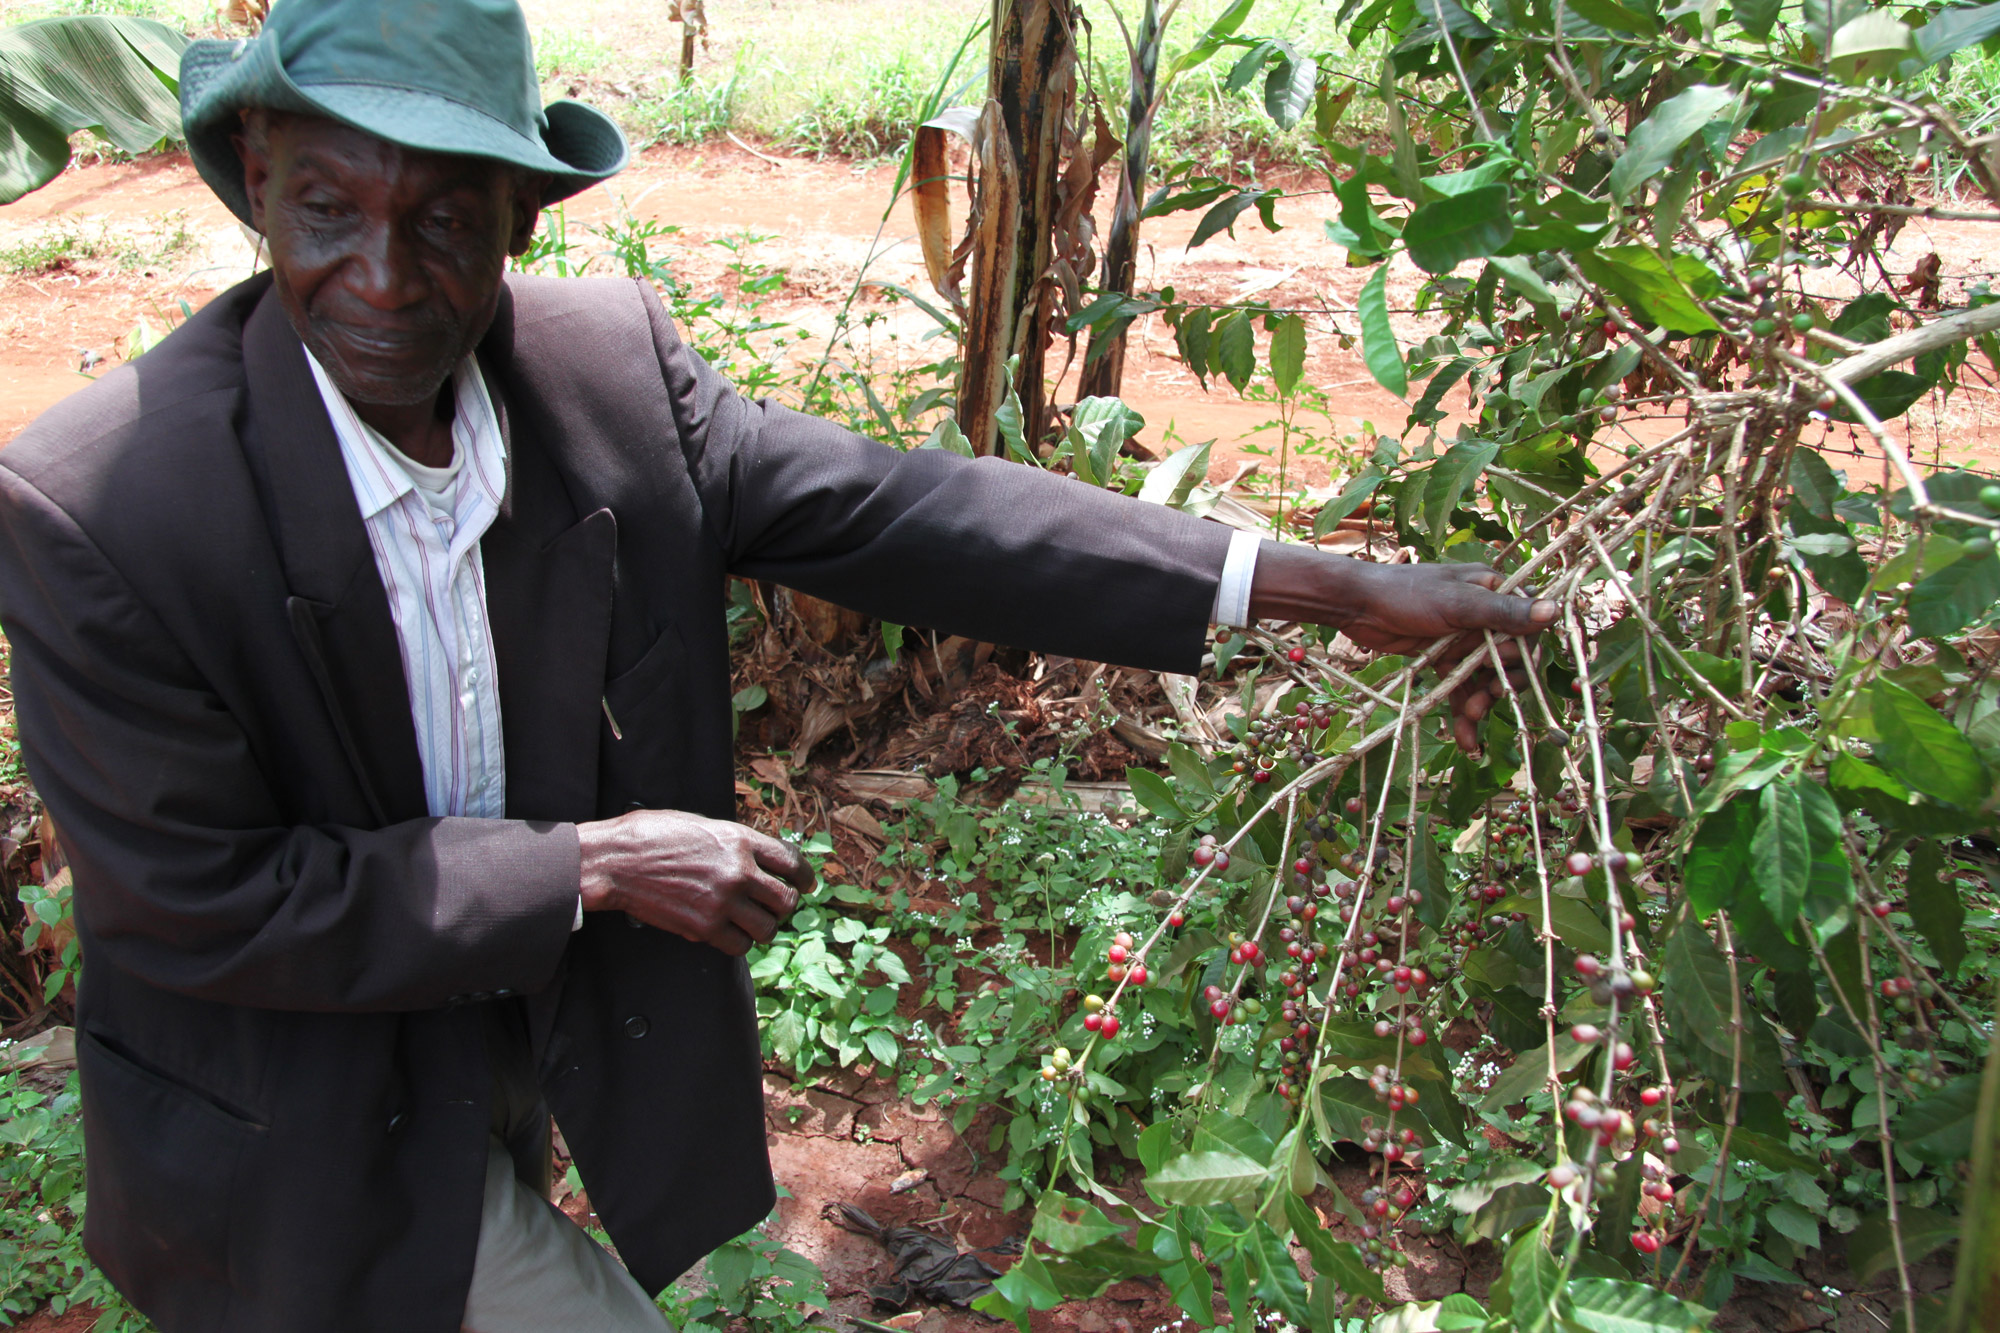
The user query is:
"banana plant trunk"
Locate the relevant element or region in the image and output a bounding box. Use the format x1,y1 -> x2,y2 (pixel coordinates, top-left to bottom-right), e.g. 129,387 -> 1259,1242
1079,0 -> 1162,402
956,0 -> 1078,456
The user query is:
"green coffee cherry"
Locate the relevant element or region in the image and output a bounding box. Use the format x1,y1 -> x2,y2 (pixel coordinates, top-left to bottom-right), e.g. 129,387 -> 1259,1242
1980,483 -> 2000,512
1781,172 -> 1814,197
1792,312 -> 1814,331
1752,317 -> 1778,337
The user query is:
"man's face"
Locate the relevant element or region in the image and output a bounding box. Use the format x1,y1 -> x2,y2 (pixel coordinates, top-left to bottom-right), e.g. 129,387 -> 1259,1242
236,114 -> 541,407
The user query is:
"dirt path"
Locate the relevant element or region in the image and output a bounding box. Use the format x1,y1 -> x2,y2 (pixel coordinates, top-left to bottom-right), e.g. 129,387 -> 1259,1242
8,144 -> 1995,485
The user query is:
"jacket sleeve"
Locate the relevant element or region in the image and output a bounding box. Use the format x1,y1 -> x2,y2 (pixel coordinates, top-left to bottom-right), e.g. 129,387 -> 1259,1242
639,283 -> 1236,675
0,464 -> 581,1013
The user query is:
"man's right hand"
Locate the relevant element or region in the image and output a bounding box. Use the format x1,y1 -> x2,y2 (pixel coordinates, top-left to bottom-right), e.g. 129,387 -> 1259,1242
577,810 -> 812,955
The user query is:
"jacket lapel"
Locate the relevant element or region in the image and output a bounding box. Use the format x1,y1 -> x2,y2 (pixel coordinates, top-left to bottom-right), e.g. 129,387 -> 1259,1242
477,292 -> 618,826
239,285 -> 428,826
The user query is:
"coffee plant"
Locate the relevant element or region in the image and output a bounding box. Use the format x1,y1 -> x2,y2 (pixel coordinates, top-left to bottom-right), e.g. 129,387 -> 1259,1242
980,0 -> 2000,1330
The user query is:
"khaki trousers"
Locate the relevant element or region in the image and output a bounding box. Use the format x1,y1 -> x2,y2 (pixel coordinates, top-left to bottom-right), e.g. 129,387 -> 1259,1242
460,1002 -> 671,1333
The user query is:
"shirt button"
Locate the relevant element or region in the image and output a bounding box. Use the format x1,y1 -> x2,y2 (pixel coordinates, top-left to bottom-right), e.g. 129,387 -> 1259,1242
623,1015 -> 649,1039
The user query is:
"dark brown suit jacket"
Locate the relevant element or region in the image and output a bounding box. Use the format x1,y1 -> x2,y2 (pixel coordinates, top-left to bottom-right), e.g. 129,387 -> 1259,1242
0,271 -> 1231,1332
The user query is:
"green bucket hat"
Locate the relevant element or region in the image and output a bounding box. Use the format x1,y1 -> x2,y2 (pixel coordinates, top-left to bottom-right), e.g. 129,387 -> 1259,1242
179,0 -> 628,227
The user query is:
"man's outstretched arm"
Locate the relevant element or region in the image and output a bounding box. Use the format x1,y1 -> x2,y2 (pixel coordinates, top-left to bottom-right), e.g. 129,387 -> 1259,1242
1244,541 -> 1559,751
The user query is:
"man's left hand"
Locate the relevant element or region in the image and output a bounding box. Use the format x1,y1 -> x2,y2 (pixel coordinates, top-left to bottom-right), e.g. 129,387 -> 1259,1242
1245,544 -> 1560,753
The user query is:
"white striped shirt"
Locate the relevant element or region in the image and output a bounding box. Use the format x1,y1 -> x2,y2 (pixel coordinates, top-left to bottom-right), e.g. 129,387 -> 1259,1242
308,352 -> 510,822
307,347 -> 1260,840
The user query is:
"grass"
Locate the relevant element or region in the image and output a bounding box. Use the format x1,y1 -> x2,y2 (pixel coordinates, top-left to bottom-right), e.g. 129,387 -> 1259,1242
0,213 -> 196,276
521,0 -> 1368,164
0,0 -> 215,26
8,0 -> 1997,180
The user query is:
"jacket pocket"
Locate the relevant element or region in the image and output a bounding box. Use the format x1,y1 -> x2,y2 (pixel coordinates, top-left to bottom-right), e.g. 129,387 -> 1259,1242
79,1028 -> 265,1292
604,623 -> 687,723
599,624 -> 690,812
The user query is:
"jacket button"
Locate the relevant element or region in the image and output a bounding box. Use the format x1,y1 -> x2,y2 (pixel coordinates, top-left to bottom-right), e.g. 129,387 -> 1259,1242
623,1015 -> 649,1039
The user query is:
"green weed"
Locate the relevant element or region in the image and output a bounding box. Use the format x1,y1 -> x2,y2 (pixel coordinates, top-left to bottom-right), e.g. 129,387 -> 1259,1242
0,1068 -> 151,1330
660,1191 -> 832,1333
0,214 -> 195,276
533,25 -> 617,82
629,57 -> 747,148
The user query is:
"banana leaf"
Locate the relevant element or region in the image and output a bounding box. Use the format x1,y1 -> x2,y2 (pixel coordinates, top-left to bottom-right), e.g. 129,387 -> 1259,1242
0,15 -> 188,204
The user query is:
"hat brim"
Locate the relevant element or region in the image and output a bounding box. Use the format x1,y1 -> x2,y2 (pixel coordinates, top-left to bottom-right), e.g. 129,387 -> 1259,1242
180,36 -> 628,228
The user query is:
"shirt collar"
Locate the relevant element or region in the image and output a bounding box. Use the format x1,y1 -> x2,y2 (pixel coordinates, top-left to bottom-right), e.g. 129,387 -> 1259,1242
305,349 -> 508,524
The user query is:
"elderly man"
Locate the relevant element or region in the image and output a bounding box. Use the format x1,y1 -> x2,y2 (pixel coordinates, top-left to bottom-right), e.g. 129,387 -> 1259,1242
0,1 -> 1553,1329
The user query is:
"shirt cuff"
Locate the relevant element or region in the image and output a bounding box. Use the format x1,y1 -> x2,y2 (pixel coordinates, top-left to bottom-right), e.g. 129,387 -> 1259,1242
572,895 -> 585,932
1210,529 -> 1262,628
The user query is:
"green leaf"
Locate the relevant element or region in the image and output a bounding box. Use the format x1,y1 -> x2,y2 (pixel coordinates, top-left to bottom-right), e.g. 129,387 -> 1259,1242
1263,54 -> 1317,130
1684,799 -> 1754,920
1421,437 -> 1499,547
1189,188 -> 1271,249
1736,0 -> 1782,38
1144,1148 -> 1268,1205
1838,369 -> 1935,423
1786,502 -> 1867,605
1733,1249 -> 1805,1286
1216,309 -> 1256,393
1847,1205 -> 1958,1282
1138,438 -> 1214,509
1480,1037 -> 1591,1111
1501,1229 -> 1565,1330
1609,84 -> 1734,202
921,416 -> 976,456
1550,896 -> 1613,954
1316,467 -> 1386,534
1788,446 -> 1841,521
862,1028 -> 900,1066
1488,254 -> 1557,305
1195,1110 -> 1277,1165
1564,1277 -> 1710,1332
1907,544 -> 2000,638
1330,172 -> 1397,258
1067,397 -> 1144,489
1900,1074 -> 1981,1164
0,16 -> 188,204
1765,1200 -> 1820,1249
1750,781 -> 1811,928
1662,914 -> 1786,1091
1268,313 -> 1306,397
1033,1192 -> 1126,1252
1283,1194 -> 1386,1302
1248,1220 -> 1311,1326
1407,814 -> 1449,932
1566,0 -> 1659,33
1166,742 -> 1218,801
1437,1293 -> 1490,1329
1797,780 -> 1852,938
1166,0 -> 1255,76
995,382 -> 1027,461
1869,533 -> 1966,594
1357,264 -> 1407,398
1728,1126 -> 1823,1176
1829,9 -> 1913,81
1175,307 -> 1215,387
1916,0 -> 2000,64
1402,183 -> 1515,274
1125,767 -> 1187,820
1869,679 -> 1990,810
1905,840 -> 1967,978
1574,247 -> 1721,334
